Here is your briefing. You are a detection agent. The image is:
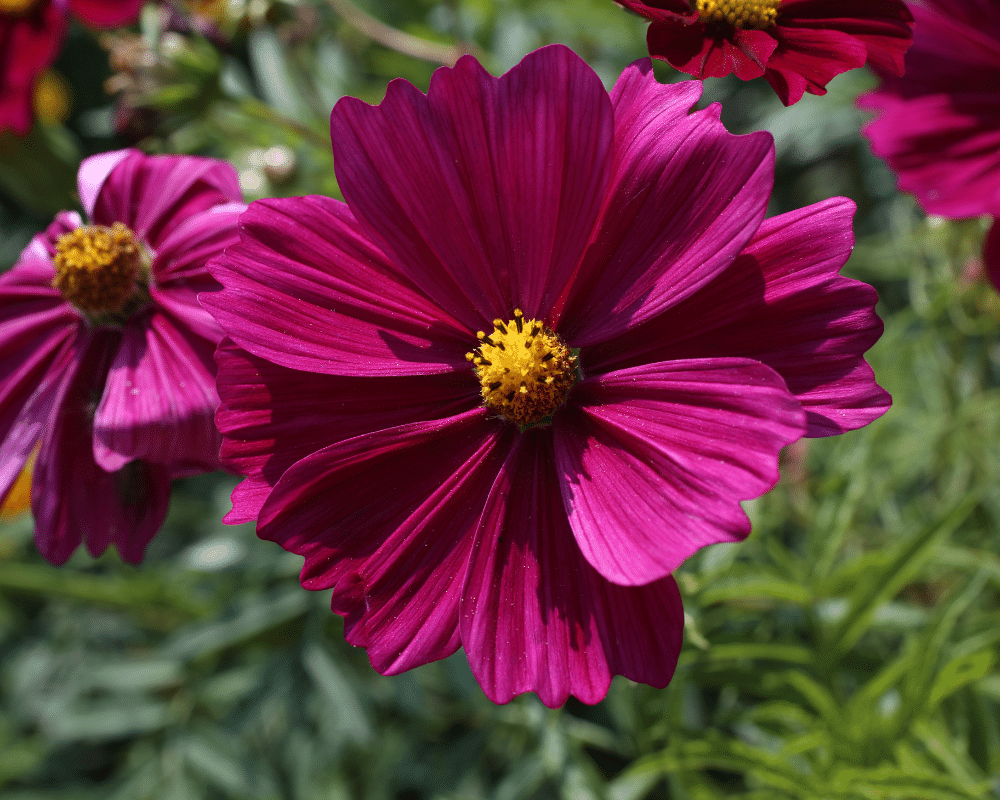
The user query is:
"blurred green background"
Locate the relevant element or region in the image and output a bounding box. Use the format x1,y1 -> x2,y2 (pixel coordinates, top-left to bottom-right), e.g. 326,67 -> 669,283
2,1 -> 999,798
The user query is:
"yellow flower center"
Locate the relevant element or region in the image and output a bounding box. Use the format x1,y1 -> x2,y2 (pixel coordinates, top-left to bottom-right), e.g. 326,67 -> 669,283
52,223 -> 147,319
33,69 -> 71,125
0,0 -> 40,14
466,309 -> 578,428
695,0 -> 780,29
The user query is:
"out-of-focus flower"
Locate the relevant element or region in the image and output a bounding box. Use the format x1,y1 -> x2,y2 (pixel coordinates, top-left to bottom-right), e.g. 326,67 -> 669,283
0,0 -> 143,135
860,0 -> 1000,289
0,148 -> 245,564
204,45 -> 890,706
617,0 -> 912,105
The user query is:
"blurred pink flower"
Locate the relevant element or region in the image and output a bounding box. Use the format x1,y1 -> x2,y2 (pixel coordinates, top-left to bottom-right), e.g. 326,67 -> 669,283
204,45 -> 889,706
0,0 -> 142,134
618,0 -> 912,105
860,0 -> 1000,288
0,148 -> 244,563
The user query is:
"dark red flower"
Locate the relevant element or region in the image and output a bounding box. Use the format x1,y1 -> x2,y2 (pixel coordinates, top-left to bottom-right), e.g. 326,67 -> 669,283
0,0 -> 143,135
617,0 -> 913,105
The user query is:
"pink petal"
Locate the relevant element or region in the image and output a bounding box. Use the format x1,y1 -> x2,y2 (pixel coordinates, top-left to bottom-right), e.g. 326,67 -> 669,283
258,409 -> 506,675
93,310 -> 221,473
32,330 -> 171,565
586,198 -> 890,436
69,0 -> 143,26
204,196 -> 470,376
330,44 -> 614,327
89,150 -> 242,248
77,149 -> 132,217
461,433 -> 684,707
553,359 -> 805,586
216,338 -> 480,523
556,59 -> 774,345
151,201 -> 245,285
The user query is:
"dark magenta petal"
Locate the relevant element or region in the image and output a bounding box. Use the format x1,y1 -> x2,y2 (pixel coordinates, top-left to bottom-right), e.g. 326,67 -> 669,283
69,0 -> 143,26
0,258 -> 80,500
258,410 -> 507,675
860,2 -> 1000,217
216,338 -> 480,523
553,359 -> 805,586
0,2 -> 66,135
586,198 -> 890,437
330,44 -> 614,327
461,433 -> 684,707
557,60 -> 774,344
92,311 -> 221,473
32,330 -> 171,566
204,196 -> 470,376
89,149 -> 242,248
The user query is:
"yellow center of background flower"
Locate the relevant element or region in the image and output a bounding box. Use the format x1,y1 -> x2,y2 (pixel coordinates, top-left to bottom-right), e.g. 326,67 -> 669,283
0,0 -> 40,14
52,223 -> 144,316
467,309 -> 578,428
695,0 -> 780,29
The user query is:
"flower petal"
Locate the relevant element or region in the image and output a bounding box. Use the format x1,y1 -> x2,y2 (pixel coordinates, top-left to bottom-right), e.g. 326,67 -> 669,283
204,195 -> 470,376
32,330 -> 171,565
764,26 -> 867,106
216,337 -> 480,523
69,0 -> 144,27
93,310 -> 221,473
258,409 -> 506,675
556,59 -> 774,344
553,359 -> 805,586
0,263 -> 79,500
461,432 -> 684,707
152,201 -> 245,285
586,198 -> 890,436
330,44 -> 614,326
89,149 -> 242,248
646,21 -> 776,81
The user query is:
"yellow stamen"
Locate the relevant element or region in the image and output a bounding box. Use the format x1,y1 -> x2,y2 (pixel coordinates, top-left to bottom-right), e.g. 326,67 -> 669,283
695,0 -> 780,29
466,309 -> 578,428
0,0 -> 40,14
52,223 -> 145,317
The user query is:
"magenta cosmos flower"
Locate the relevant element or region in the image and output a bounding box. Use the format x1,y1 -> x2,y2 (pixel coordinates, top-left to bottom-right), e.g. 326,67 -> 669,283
860,0 -> 1000,289
0,0 -> 142,134
617,0 -> 913,105
0,148 -> 244,564
204,45 -> 890,706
